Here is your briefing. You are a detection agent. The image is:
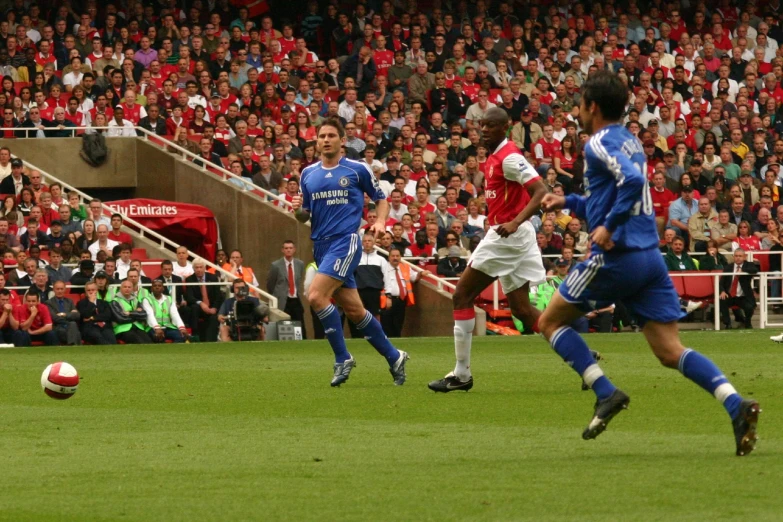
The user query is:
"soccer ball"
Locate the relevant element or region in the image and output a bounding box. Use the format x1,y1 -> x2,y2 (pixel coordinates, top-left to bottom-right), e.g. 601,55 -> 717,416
41,362 -> 79,400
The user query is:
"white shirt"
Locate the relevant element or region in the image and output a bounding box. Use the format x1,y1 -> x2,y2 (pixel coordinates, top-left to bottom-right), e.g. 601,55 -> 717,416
88,239 -> 120,260
62,71 -> 84,88
107,119 -> 136,137
116,258 -> 132,279
733,264 -> 744,297
338,100 -> 356,122
142,294 -> 186,329
188,95 -> 207,109
468,214 -> 486,228
90,215 -> 111,228
388,203 -> 408,221
383,263 -> 419,296
172,261 -> 194,279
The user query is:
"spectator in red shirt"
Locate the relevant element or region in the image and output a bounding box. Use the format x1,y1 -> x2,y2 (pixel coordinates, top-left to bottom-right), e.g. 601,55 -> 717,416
109,214 -> 133,246
533,123 -> 561,175
650,171 -> 677,238
10,291 -> 59,346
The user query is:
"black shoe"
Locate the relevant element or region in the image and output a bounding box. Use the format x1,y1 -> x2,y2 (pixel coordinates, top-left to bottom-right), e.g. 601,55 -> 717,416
428,373 -> 474,393
581,350 -> 603,391
582,389 -> 630,440
744,321 -> 753,329
733,399 -> 760,456
723,324 -> 732,330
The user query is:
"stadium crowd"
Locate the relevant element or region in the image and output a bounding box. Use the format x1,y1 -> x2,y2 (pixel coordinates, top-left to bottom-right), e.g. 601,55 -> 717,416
0,0 -> 782,335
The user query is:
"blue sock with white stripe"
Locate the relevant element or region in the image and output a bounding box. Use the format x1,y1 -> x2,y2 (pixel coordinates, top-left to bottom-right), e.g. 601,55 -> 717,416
550,326 -> 616,400
355,311 -> 401,366
678,348 -> 742,419
315,304 -> 351,364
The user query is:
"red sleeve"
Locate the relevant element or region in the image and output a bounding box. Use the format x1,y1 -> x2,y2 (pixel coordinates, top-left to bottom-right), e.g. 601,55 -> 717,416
12,305 -> 25,323
38,305 -> 52,325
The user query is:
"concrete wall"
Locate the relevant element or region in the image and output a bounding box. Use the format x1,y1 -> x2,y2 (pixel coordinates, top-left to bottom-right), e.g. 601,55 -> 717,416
402,279 -> 486,337
135,140 -> 176,201
0,137 -> 137,188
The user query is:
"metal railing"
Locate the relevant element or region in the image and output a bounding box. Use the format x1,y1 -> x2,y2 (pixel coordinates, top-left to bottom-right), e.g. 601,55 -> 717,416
15,154 -> 279,309
1,125 -> 293,208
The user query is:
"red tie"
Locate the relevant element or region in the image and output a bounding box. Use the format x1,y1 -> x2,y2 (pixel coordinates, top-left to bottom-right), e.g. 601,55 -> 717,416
395,268 -> 406,302
730,265 -> 740,297
288,262 -> 295,297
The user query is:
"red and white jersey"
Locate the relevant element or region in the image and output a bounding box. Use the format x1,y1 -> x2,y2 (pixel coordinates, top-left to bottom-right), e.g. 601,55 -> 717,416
64,110 -> 84,126
35,52 -> 56,69
122,103 -> 146,124
462,81 -> 480,102
533,137 -> 560,161
277,37 -> 296,55
484,139 -> 539,226
219,94 -> 238,113
373,49 -> 394,76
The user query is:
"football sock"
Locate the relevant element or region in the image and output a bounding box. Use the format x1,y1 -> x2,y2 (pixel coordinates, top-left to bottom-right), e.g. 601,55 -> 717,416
356,311 -> 400,366
453,309 -> 475,380
315,304 -> 351,364
550,326 -> 616,400
678,348 -> 742,419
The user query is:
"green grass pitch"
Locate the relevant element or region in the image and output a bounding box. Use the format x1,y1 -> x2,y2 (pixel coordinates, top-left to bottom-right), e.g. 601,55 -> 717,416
0,331 -> 781,521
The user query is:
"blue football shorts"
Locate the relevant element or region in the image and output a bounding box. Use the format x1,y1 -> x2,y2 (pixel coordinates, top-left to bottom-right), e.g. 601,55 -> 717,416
558,248 -> 684,326
313,233 -> 362,289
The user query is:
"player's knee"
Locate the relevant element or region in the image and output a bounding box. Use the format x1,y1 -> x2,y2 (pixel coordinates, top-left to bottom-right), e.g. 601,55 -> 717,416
308,288 -> 330,310
537,313 -> 562,340
651,345 -> 683,369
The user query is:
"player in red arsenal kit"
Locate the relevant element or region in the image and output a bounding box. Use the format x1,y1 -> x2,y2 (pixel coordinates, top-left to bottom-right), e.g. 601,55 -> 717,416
429,107 -> 548,392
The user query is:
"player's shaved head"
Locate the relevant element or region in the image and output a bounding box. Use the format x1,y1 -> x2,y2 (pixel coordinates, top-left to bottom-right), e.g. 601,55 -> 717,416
483,107 -> 509,125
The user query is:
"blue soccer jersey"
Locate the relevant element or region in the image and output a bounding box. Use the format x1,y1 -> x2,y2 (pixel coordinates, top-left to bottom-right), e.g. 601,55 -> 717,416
300,157 -> 386,241
565,124 -> 659,252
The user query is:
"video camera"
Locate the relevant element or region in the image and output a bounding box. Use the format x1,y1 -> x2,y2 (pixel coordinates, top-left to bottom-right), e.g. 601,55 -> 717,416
226,286 -> 269,341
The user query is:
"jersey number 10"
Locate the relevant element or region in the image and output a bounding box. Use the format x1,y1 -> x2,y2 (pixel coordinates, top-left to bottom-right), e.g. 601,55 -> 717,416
631,160 -> 653,216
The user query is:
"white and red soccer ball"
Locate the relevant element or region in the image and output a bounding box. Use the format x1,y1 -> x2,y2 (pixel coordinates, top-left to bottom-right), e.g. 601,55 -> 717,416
41,362 -> 79,400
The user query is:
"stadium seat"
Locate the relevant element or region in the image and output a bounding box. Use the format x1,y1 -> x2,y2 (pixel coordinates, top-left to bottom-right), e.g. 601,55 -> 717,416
132,248 -> 148,260
755,252 -> 770,273
683,271 -> 716,303
670,274 -> 687,297
144,262 -> 162,280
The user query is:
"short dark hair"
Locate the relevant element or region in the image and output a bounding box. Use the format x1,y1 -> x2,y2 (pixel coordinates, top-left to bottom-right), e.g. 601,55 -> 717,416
317,118 -> 345,138
581,70 -> 629,121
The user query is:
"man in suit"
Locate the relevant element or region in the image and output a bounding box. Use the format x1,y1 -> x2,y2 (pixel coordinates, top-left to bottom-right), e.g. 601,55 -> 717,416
0,158 -> 30,195
16,259 -> 39,290
266,240 -> 306,338
14,106 -> 53,138
720,248 -> 759,329
160,259 -> 189,326
729,196 -> 753,226
45,280 -> 82,345
184,258 -> 223,342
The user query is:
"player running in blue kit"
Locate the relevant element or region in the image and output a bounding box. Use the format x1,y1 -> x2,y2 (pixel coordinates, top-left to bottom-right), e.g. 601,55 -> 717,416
292,118 -> 409,387
538,71 -> 760,456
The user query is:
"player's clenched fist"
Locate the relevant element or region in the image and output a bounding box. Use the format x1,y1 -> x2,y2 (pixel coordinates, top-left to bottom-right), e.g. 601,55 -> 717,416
540,194 -> 565,212
291,194 -> 302,211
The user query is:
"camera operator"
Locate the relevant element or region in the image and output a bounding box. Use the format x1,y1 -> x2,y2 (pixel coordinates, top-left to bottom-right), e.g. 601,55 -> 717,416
218,279 -> 268,341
